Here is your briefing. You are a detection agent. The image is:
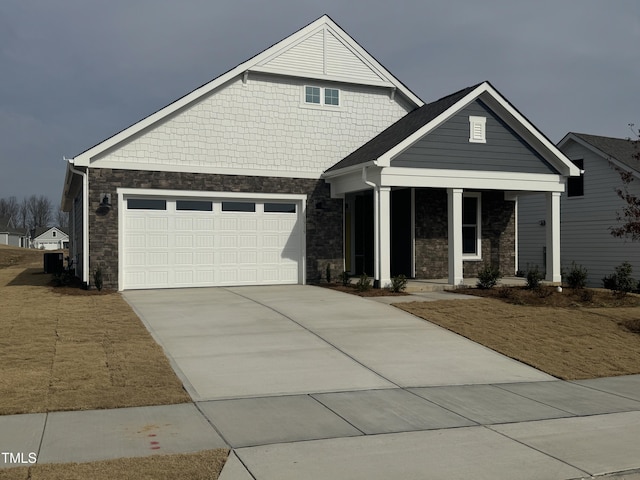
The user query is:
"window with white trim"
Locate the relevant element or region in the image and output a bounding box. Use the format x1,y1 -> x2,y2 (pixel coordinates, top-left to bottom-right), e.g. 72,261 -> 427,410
304,86 -> 340,107
469,116 -> 486,143
462,193 -> 481,258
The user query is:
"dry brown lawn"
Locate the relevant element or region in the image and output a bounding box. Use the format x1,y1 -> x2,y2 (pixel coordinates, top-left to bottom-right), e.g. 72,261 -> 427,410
0,449 -> 229,480
0,245 -> 190,415
397,287 -> 640,380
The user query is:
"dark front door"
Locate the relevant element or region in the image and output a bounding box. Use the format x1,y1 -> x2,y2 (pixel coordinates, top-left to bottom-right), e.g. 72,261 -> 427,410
391,188 -> 412,277
354,191 -> 374,276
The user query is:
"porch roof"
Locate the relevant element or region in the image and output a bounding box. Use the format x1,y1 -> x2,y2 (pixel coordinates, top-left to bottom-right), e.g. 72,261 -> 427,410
325,83 -> 481,173
324,81 -> 580,179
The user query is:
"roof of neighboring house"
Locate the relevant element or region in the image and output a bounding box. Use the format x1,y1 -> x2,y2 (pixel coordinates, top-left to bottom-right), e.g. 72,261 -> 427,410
0,216 -> 25,235
568,133 -> 640,173
325,84 -> 481,173
32,226 -> 69,239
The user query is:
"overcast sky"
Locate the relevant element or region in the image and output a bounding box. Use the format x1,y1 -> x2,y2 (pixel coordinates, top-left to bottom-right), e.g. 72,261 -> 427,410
1,0 -> 638,205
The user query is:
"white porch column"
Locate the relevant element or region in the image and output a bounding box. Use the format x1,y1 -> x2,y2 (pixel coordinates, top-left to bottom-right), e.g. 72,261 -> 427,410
378,186 -> 392,288
447,188 -> 463,285
545,191 -> 562,283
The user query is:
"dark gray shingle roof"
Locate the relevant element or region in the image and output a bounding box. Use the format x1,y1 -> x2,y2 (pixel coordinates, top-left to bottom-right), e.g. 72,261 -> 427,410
325,83 -> 482,173
571,133 -> 640,173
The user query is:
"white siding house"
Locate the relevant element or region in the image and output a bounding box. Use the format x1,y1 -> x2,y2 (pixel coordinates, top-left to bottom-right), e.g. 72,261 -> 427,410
32,227 -> 69,250
518,133 -> 640,287
0,216 -> 27,247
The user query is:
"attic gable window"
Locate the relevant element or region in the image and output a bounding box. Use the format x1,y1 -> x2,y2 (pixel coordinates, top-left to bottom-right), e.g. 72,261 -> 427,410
469,116 -> 486,143
304,86 -> 340,107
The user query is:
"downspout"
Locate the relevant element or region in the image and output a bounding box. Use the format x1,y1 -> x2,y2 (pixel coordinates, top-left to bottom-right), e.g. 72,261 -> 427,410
362,165 -> 380,283
66,159 -> 89,287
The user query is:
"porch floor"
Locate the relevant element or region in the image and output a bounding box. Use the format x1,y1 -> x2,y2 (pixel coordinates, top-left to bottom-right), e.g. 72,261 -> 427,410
406,276 -> 528,292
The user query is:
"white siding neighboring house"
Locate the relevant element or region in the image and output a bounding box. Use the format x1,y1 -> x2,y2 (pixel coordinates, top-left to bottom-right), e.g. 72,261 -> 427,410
31,227 -> 69,250
519,133 -> 640,287
0,216 -> 28,248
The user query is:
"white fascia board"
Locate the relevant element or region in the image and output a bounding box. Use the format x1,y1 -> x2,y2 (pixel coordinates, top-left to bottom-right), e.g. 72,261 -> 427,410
380,167 -> 566,192
322,160 -> 377,179
90,161 -> 323,179
73,16 -> 422,166
117,188 -> 308,202
478,85 -> 579,177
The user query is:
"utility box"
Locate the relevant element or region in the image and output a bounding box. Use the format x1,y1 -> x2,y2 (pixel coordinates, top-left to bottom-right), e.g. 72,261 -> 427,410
44,252 -> 64,274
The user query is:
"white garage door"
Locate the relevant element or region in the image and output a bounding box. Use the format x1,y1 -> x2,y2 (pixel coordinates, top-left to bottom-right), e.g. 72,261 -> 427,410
122,196 -> 304,290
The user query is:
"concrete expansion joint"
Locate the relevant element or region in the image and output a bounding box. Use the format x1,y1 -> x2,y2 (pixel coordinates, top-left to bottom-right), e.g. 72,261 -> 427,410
485,424 -> 591,478
222,287 -> 402,389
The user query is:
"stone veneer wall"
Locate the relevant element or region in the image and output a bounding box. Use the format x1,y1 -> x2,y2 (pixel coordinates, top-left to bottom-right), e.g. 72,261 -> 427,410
88,169 -> 343,289
414,189 -> 515,279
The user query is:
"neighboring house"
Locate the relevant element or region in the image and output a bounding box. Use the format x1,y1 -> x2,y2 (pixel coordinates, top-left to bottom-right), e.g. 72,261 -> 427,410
31,226 -> 69,250
519,133 -> 640,287
0,216 -> 28,248
61,15 -> 578,291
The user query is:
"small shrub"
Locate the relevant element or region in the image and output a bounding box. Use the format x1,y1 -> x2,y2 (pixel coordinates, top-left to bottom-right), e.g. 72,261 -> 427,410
356,273 -> 371,292
579,289 -> 594,303
602,261 -> 636,296
390,274 -> 408,293
93,266 -> 103,292
565,262 -> 588,289
497,286 -> 515,299
476,264 -> 501,289
526,266 -> 543,290
535,287 -> 553,298
339,271 -> 350,287
326,264 -> 332,284
52,269 -> 75,287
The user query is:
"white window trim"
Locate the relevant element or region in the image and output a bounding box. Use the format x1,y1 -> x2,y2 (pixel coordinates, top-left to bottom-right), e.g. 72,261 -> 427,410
469,116 -> 486,143
302,85 -> 341,109
462,192 -> 482,260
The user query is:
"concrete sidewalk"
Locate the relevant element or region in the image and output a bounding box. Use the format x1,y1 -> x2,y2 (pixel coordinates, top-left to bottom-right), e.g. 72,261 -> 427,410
2,376 -> 640,478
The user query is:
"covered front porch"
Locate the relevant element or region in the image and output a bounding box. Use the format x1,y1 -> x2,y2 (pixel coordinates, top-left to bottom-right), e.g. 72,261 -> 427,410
322,82 -> 579,288
333,175 -> 563,288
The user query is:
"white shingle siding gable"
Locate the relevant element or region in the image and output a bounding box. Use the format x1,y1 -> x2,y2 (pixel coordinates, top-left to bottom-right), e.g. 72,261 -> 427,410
518,139 -> 640,286
92,73 -> 411,175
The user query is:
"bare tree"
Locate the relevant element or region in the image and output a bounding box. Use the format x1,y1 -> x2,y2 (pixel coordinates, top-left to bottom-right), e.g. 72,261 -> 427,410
18,198 -> 29,229
25,195 -> 52,230
0,196 -> 20,222
55,206 -> 69,229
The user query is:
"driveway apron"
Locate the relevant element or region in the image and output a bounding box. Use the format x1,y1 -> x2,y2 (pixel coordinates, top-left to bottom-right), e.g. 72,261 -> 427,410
123,285 -> 552,401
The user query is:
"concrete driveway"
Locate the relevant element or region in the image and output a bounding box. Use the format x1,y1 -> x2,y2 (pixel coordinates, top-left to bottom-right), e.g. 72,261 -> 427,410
124,285 -> 551,402
119,286 -> 640,479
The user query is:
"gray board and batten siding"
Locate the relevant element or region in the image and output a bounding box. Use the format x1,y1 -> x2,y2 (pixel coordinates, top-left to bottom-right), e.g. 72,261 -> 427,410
391,100 -> 559,174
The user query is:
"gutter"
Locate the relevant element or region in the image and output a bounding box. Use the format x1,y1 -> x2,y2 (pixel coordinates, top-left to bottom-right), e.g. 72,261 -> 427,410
65,158 -> 90,286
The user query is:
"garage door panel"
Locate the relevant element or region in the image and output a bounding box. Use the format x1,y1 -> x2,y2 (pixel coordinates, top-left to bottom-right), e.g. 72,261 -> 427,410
122,196 -> 303,290
175,252 -> 193,265
147,235 -> 168,248
146,217 -> 168,230
195,252 -> 214,265
175,235 -> 193,248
